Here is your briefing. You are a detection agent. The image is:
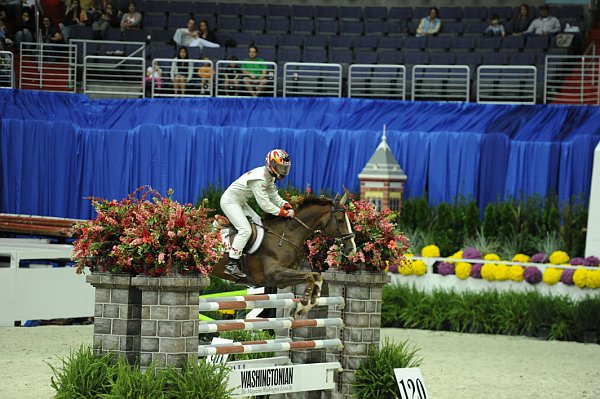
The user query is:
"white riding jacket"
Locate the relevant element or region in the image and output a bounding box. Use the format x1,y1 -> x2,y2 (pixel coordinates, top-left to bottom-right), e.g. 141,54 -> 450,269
221,166 -> 287,215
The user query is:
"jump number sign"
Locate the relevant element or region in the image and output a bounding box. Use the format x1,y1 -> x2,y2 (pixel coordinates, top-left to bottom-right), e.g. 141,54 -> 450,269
394,368 -> 429,399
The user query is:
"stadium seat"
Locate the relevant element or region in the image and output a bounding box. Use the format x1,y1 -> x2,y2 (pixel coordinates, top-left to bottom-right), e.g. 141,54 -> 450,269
266,4 -> 290,18
463,7 -> 488,21
315,6 -> 337,20
439,7 -> 462,21
481,52 -> 509,65
290,5 -> 315,20
339,6 -> 362,21
377,51 -> 403,65
451,36 -> 476,52
243,4 -> 266,17
291,18 -> 314,35
303,48 -> 328,63
218,3 -> 243,17
315,19 -> 338,35
242,16 -> 265,34
266,17 -> 289,34
363,7 -> 388,22
279,34 -> 304,49
476,36 -> 502,52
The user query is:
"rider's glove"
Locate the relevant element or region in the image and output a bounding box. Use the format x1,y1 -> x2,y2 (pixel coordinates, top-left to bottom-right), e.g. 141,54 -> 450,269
283,202 -> 293,210
279,207 -> 295,218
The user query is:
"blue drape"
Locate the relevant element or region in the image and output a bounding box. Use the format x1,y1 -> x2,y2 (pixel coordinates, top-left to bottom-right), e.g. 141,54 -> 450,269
1,89 -> 599,219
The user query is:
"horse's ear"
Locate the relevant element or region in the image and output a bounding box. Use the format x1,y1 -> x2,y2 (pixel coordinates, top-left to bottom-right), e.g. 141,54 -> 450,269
340,191 -> 348,206
334,193 -> 341,202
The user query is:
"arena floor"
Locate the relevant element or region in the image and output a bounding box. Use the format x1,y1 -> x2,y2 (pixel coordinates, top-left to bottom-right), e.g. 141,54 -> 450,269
0,326 -> 598,398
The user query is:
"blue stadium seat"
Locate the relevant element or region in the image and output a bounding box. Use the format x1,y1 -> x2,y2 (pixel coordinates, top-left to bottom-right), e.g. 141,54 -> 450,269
481,52 -> 509,65
339,6 -> 362,21
414,7 -> 431,21
69,25 -> 93,40
144,13 -> 167,30
560,5 -> 584,20
451,36 -> 476,52
242,16 -> 265,34
329,49 -> 353,64
476,36 -> 502,52
378,36 -> 402,51
364,7 -> 388,21
187,47 -> 201,59
377,51 -> 403,65
509,52 -> 536,65
489,7 -> 513,21
339,20 -> 364,36
525,35 -> 550,51
463,7 -> 488,21
193,2 -> 217,17
315,19 -> 338,35
354,51 -> 378,65
427,36 -> 451,52
501,35 -> 524,51
279,34 -> 304,49
254,34 -> 278,48
354,36 -> 379,51
266,17 -> 289,34
228,32 -> 254,46
403,36 -> 427,52
144,1 -> 164,14
169,14 -> 192,29
260,48 -> 276,62
315,6 -> 337,20
439,7 -> 462,21
303,48 -> 328,63
169,2 -> 192,15
455,52 -> 481,68
218,3 -> 243,17
304,36 -> 329,49
389,7 -> 413,21
227,47 -> 248,60
463,22 -> 488,36
150,44 -> 175,60
266,4 -> 290,18
290,18 -> 314,35
430,52 -> 456,65
201,47 -> 226,62
364,20 -> 389,35
122,28 -> 147,42
217,15 -> 240,33
440,22 -> 464,36
243,4 -> 266,17
290,5 -> 315,19
329,36 -> 353,50
277,48 -> 302,63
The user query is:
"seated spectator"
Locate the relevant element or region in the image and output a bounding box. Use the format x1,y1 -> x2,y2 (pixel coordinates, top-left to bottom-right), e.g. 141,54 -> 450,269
485,14 -> 505,37
198,20 -> 219,46
120,1 -> 141,32
41,16 -> 64,44
15,10 -> 35,48
224,55 -> 239,95
524,5 -> 560,36
145,62 -> 162,97
242,45 -> 267,97
197,57 -> 213,94
170,47 -> 192,96
92,3 -> 119,40
416,7 -> 441,37
511,4 -> 533,35
0,39 -> 12,87
173,18 -> 199,47
60,0 -> 87,41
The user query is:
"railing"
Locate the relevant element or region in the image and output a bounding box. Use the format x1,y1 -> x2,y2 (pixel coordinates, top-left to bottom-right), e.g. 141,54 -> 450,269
348,64 -> 406,99
214,60 -> 277,97
151,58 -> 214,98
19,43 -> 77,92
283,62 -> 342,97
477,66 -> 537,105
0,50 -> 14,89
544,55 -> 600,105
411,65 -> 470,102
83,55 -> 145,98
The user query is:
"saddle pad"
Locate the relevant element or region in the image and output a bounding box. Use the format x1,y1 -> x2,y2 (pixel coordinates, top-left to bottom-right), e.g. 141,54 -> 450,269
220,214 -> 264,255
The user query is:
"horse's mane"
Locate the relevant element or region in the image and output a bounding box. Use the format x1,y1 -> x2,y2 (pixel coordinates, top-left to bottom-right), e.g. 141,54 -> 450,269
262,195 -> 333,221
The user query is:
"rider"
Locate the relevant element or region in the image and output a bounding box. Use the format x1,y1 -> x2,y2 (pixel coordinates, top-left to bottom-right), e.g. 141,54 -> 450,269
220,149 -> 294,279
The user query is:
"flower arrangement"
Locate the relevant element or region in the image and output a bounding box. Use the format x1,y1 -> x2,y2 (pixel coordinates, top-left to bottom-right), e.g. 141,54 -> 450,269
542,268 -> 563,285
72,187 -> 224,277
396,255 -> 427,276
549,251 -> 570,265
305,199 -> 410,273
421,245 -> 440,258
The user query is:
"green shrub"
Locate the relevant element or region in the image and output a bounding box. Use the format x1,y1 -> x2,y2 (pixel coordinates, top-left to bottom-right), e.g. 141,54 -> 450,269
353,338 -> 423,399
100,360 -> 167,399
50,345 -> 118,398
163,358 -> 233,399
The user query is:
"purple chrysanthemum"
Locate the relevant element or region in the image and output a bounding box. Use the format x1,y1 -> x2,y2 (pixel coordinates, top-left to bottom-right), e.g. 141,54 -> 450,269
388,263 -> 399,273
530,253 -> 548,264
583,256 -> 600,267
560,269 -> 575,285
470,263 -> 483,279
462,247 -> 482,260
437,262 -> 455,276
569,257 -> 585,266
523,266 -> 542,284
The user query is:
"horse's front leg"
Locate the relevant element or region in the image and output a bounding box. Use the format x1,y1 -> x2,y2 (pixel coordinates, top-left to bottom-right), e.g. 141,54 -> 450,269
265,268 -> 321,318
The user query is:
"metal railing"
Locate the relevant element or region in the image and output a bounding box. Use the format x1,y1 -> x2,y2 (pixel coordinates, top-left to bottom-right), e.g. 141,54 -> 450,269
150,58 -> 214,98
477,66 -> 537,105
544,55 -> 600,105
283,62 -> 342,97
411,65 -> 470,102
83,55 -> 145,98
214,60 -> 277,97
0,51 -> 14,89
19,43 -> 77,92
348,64 -> 406,99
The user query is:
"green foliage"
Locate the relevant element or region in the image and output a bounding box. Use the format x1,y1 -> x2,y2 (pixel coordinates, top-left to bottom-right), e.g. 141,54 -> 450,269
217,330 -> 276,360
50,345 -> 118,398
463,228 -> 501,256
100,360 -> 167,399
352,338 -> 423,399
162,358 -> 233,399
574,296 -> 600,332
203,277 -> 246,295
560,196 -> 588,257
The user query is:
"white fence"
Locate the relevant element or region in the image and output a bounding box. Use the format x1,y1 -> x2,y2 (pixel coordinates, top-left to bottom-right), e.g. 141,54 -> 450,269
214,60 -> 277,97
348,64 -> 406,99
477,65 -> 537,105
544,55 -> 600,105
19,43 -> 77,93
0,50 -> 13,89
151,58 -> 214,98
283,62 -> 342,97
411,65 -> 470,102
83,55 -> 145,98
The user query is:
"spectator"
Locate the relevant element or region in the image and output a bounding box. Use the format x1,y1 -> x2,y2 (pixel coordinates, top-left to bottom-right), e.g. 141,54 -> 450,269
242,45 -> 267,97
524,5 -> 560,36
144,62 -> 162,97
170,47 -> 192,96
0,39 -> 12,87
197,57 -> 213,95
15,10 -> 35,48
120,1 -> 141,32
511,4 -> 533,35
485,14 -> 505,37
41,16 -> 64,44
92,3 -> 119,39
198,19 -> 219,46
60,0 -> 87,42
224,55 -> 239,95
416,7 -> 441,37
173,18 -> 199,47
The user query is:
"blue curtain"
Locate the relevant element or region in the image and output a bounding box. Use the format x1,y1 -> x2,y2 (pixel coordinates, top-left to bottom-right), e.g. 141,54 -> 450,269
1,89 -> 600,219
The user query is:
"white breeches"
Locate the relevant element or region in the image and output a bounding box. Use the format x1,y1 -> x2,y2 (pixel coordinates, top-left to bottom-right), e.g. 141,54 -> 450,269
220,195 -> 259,259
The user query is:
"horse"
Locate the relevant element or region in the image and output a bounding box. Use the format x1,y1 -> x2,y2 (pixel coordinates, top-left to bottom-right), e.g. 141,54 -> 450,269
210,193 -> 356,317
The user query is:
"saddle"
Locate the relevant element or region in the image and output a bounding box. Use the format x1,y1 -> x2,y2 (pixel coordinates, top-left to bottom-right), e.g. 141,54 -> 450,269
214,214 -> 264,255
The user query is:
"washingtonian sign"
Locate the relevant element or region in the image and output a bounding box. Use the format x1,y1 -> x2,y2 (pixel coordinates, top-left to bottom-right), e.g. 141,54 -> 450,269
228,362 -> 341,397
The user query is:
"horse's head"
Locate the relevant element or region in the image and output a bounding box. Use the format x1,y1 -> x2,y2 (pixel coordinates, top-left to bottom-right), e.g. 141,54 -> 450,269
326,192 -> 357,256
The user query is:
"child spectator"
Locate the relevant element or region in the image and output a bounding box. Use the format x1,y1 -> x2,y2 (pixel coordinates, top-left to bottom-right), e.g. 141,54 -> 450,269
145,63 -> 162,97
485,14 -> 505,37
197,57 -> 213,95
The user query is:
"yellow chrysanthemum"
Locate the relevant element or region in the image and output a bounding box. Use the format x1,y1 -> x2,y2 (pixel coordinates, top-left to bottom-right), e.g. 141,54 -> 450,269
509,265 -> 524,282
512,254 -> 531,263
421,244 -> 441,258
542,268 -> 562,285
549,251 -> 570,265
412,260 -> 427,276
455,262 -> 471,280
573,269 -> 589,288
495,264 -> 510,281
484,253 -> 501,261
398,256 -> 414,275
481,263 -> 496,281
587,270 -> 600,289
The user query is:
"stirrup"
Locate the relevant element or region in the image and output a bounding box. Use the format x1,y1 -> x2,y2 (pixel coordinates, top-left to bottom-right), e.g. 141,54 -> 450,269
225,262 -> 246,279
